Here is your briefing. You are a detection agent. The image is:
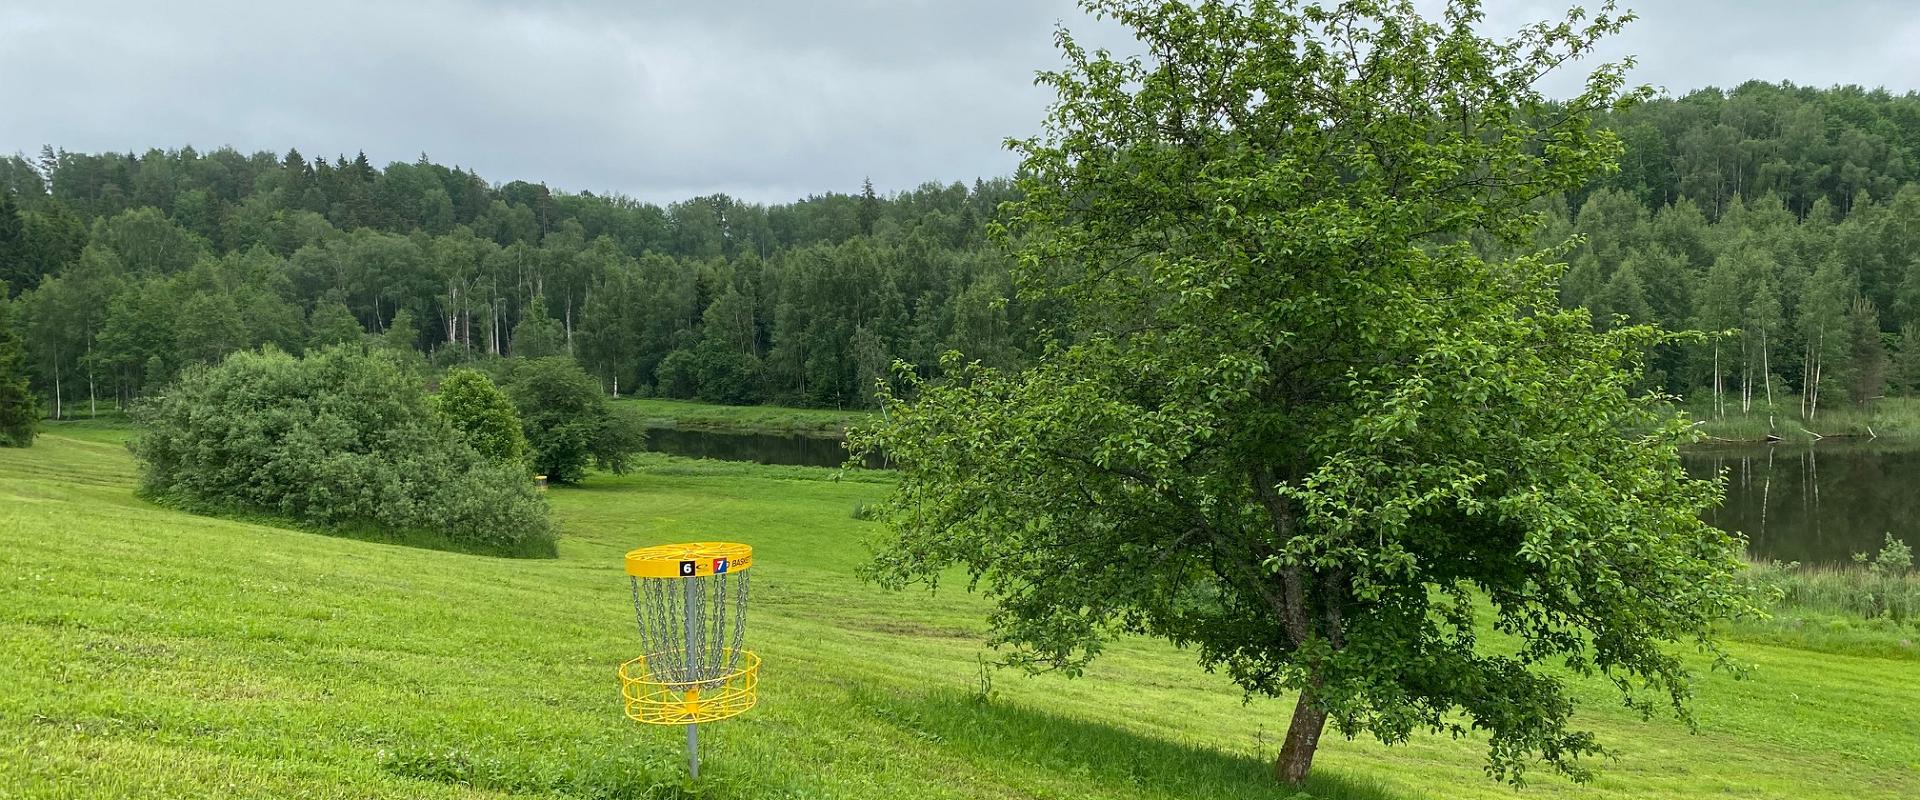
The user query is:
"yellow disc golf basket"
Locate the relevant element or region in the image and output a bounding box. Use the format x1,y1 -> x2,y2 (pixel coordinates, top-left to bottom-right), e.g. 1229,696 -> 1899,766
620,541 -> 758,778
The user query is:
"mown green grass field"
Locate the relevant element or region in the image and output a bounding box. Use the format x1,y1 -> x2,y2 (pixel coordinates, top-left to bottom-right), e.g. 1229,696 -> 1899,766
3,424 -> 1917,799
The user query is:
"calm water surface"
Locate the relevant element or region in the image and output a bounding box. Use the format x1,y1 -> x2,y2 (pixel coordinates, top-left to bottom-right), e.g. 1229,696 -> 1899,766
643,427 -> 873,469
1684,442 -> 1919,566
645,427 -> 1914,567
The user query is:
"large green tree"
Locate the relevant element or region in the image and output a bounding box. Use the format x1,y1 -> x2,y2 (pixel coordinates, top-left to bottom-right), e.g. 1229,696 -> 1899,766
853,0 -> 1751,788
508,356 -> 644,483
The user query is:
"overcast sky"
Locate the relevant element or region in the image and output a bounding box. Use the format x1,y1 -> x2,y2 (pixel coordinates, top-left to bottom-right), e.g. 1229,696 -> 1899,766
3,1 -> 1917,204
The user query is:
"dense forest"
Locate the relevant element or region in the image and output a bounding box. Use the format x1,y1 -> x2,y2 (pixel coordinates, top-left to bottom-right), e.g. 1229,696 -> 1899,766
0,149 -> 1034,413
5,80 -> 1920,419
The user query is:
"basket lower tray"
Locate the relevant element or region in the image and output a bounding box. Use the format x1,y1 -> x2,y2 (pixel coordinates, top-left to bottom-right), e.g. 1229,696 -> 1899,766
618,650 -> 759,725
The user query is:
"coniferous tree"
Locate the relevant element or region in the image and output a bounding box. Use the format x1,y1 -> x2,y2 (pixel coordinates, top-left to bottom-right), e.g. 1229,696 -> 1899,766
1846,296 -> 1888,405
0,283 -> 36,446
858,177 -> 880,236
18,200 -> 86,292
382,309 -> 420,353
1595,260 -> 1654,329
1891,321 -> 1920,396
0,191 -> 26,297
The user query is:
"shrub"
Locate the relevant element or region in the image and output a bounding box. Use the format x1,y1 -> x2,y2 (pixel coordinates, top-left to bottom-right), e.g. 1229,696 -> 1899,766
435,368 -> 529,466
131,346 -> 553,556
509,356 -> 645,483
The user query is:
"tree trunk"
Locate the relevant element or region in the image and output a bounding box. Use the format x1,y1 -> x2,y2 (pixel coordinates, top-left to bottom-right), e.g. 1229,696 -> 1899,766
1802,346 -> 1811,420
1740,338 -> 1753,412
1759,330 -> 1773,429
446,283 -> 460,344
1274,688 -> 1329,787
1810,354 -> 1823,422
1712,341 -> 1722,419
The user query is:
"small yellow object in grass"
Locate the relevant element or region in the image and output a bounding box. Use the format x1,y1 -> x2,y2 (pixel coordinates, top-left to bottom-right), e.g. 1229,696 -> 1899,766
621,541 -> 758,779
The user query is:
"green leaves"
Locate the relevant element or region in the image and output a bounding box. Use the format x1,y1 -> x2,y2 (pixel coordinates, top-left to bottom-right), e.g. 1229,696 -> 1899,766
434,368 -> 529,467
129,346 -> 553,555
859,0 -> 1753,786
507,356 -> 644,484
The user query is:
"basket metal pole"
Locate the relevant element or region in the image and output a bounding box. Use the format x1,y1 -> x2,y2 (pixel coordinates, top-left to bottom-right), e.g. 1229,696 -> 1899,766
684,578 -> 700,779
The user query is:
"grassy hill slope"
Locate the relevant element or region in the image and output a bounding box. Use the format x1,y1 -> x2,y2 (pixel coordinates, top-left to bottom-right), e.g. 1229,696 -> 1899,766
1,426 -> 1916,799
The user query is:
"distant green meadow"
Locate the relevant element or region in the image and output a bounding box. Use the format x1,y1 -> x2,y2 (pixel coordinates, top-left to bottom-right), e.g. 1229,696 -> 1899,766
2,423 -> 1915,798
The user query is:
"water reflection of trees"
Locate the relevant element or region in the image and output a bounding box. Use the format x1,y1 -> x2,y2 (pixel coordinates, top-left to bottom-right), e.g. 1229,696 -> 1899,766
1685,442 -> 1920,565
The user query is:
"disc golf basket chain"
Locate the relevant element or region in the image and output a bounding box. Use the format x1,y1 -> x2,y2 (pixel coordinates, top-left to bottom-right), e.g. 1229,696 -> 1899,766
620,542 -> 758,778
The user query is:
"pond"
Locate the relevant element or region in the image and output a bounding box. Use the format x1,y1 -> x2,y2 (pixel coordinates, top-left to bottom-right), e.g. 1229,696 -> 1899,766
642,427 -> 1915,567
643,426 -> 877,469
1685,441 -> 1920,566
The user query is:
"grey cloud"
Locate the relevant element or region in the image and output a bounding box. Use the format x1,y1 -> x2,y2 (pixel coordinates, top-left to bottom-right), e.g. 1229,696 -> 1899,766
2,1 -> 1915,204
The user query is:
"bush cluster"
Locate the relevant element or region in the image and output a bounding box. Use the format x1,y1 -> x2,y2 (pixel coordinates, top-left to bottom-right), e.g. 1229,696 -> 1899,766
131,346 -> 553,556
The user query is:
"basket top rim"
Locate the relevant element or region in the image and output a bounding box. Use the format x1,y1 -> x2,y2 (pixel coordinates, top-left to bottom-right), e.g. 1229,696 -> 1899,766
625,541 -> 753,578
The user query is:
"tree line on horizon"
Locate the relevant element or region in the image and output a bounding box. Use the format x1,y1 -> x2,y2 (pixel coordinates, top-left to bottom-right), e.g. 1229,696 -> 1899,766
0,150 -> 1034,414
4,79 -> 1920,421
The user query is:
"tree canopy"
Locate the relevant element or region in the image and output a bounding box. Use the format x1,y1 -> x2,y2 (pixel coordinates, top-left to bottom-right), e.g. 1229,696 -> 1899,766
508,356 -> 644,483
853,0 -> 1753,787
14,75 -> 1920,419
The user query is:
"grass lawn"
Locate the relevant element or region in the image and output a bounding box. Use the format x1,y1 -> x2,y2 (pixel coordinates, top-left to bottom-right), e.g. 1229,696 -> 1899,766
613,397 -> 870,436
3,424 -> 1917,798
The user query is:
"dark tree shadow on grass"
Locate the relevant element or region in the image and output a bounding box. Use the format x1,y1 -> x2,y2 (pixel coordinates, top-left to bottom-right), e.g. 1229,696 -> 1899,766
853,686 -> 1419,800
